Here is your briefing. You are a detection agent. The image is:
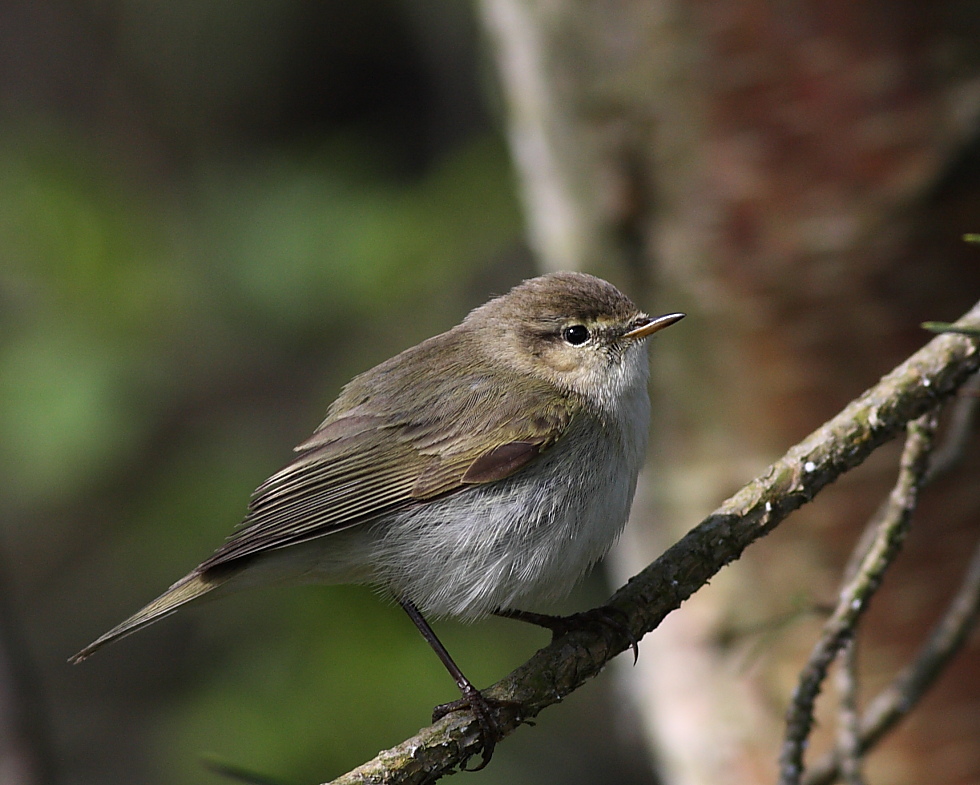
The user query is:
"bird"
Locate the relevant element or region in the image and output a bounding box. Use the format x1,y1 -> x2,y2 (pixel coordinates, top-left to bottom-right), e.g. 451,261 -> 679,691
70,271 -> 685,768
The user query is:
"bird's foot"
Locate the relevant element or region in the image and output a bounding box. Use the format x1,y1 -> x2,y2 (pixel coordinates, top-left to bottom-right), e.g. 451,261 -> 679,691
432,686 -> 521,771
495,606 -> 640,663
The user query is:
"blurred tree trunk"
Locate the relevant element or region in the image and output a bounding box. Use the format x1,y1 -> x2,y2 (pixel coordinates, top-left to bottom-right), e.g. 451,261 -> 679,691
480,1 -> 980,783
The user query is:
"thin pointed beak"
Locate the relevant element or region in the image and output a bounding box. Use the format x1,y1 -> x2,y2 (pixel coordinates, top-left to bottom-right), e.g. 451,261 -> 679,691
623,312 -> 686,340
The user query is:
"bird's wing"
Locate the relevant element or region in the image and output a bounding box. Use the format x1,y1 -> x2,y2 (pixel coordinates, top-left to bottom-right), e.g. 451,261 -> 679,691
199,379 -> 574,570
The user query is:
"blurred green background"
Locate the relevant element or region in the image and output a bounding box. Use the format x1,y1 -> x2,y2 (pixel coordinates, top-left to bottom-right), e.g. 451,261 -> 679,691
0,2 -> 652,784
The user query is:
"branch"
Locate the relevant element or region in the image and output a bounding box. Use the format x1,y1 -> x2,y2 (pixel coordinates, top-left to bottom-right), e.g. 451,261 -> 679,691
802,534 -> 980,785
323,300 -> 980,784
834,638 -> 865,785
788,369 -> 980,785
777,413 -> 937,785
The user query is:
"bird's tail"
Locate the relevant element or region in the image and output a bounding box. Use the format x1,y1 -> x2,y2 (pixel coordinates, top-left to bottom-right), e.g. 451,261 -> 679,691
69,570 -> 226,663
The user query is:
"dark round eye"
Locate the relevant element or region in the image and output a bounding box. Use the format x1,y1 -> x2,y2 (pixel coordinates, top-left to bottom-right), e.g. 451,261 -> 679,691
561,324 -> 591,345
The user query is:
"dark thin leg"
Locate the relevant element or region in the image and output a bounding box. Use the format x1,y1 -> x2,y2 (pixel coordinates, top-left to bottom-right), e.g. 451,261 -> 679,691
398,599 -> 500,770
495,606 -> 640,664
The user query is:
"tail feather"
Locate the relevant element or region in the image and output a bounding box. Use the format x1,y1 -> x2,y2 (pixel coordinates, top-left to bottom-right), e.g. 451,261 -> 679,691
69,571 -> 224,663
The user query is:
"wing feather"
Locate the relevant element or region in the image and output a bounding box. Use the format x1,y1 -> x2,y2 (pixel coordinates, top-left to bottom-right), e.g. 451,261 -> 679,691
200,346 -> 575,572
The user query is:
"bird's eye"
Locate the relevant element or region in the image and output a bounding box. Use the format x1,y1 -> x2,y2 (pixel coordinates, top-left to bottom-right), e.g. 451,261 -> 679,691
561,324 -> 591,345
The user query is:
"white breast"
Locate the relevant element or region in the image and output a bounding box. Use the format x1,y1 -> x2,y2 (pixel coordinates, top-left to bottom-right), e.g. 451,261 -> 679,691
373,348 -> 651,619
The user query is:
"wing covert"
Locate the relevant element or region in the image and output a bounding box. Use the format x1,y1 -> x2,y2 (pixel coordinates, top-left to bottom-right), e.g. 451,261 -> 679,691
200,377 -> 574,571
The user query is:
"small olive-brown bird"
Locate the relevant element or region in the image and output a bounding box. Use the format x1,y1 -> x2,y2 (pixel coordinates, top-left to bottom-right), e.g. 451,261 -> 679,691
71,271 -> 684,766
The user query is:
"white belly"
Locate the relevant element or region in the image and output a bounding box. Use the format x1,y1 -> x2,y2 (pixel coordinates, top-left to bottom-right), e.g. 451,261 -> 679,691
371,389 -> 650,619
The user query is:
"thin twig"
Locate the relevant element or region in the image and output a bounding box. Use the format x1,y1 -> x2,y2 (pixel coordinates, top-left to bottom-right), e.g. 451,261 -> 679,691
836,370 -> 978,588
323,304 -> 980,785
803,535 -> 980,785
777,413 -> 937,785
927,372 -> 980,480
834,638 -> 865,785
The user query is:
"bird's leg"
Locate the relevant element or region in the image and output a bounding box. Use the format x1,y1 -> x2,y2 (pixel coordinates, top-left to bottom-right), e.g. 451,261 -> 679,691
399,599 -> 508,771
494,606 -> 639,664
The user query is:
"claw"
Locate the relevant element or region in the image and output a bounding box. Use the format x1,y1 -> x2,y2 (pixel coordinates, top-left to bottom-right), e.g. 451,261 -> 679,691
433,687 -> 517,770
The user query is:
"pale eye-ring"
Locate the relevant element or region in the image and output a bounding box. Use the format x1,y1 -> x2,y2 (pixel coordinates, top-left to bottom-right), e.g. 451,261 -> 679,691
561,324 -> 591,345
